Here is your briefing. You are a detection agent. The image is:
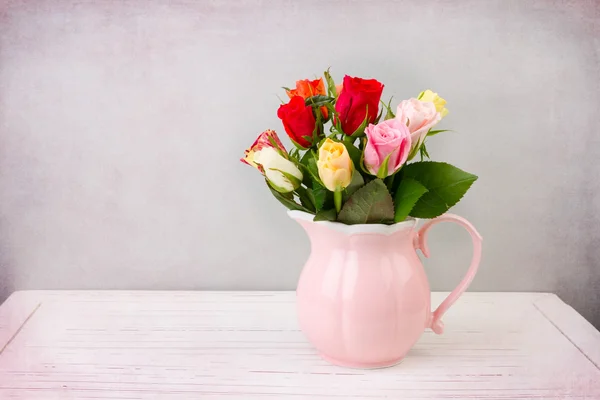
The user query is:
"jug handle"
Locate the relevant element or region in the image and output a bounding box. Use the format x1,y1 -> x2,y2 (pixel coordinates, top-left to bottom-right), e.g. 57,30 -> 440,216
414,213 -> 482,335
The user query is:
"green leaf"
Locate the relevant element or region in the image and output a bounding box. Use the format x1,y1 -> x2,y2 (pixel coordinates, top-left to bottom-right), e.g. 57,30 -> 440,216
314,208 -> 337,222
350,106 -> 370,137
407,139 -> 422,161
342,170 -> 365,202
427,129 -> 451,137
337,179 -> 395,225
311,178 -> 330,211
307,156 -> 322,184
393,177 -> 428,222
267,181 -> 311,212
312,105 -> 323,144
402,162 -> 478,218
419,143 -> 430,161
296,186 -> 316,212
358,139 -> 371,175
324,102 -> 339,122
282,86 -> 291,92
300,151 -> 331,211
290,136 -> 309,150
299,154 -> 312,187
374,108 -> 383,124
381,97 -> 395,120
324,68 -> 337,98
376,154 -> 392,179
341,141 -> 361,169
289,148 -> 300,161
305,95 -> 334,108
334,111 -> 344,134
300,149 -> 312,165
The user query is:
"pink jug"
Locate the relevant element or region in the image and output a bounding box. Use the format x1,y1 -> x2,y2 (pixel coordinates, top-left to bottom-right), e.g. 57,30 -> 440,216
289,210 -> 482,368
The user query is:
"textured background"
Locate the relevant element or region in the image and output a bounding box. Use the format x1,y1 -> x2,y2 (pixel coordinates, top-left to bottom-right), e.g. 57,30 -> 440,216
0,1 -> 599,327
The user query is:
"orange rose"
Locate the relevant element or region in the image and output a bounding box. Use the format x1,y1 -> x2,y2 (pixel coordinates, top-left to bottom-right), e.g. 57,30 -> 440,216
286,78 -> 328,119
287,78 -> 326,98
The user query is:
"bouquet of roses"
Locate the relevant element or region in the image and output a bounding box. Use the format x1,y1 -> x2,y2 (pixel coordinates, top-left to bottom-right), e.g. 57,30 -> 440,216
241,69 -> 477,225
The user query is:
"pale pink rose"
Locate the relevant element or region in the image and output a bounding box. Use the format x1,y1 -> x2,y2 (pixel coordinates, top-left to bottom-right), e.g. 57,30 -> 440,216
396,98 -> 441,151
364,118 -> 412,177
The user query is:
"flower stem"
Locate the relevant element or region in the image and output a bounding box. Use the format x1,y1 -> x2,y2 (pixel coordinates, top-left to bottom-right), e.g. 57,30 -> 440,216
385,175 -> 395,191
334,190 -> 342,213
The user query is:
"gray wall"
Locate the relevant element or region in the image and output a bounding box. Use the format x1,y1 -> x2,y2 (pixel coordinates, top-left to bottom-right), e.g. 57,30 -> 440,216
1,1 -> 599,327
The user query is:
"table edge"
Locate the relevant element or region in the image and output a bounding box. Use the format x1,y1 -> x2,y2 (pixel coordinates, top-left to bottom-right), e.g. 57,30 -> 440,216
533,293 -> 600,371
0,291 -> 44,354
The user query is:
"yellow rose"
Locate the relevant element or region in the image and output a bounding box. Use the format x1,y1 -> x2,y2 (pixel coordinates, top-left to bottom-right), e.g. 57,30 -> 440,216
317,138 -> 354,191
418,89 -> 449,117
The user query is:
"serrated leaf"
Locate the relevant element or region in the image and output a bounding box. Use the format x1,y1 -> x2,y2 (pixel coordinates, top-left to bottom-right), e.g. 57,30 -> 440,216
311,178 -> 329,211
305,187 -> 317,210
307,157 -> 322,184
342,170 -> 365,202
337,179 -> 394,225
295,186 -> 315,212
402,162 -> 478,218
267,181 -> 310,212
314,208 -> 337,221
300,151 -> 329,210
393,177 -> 428,222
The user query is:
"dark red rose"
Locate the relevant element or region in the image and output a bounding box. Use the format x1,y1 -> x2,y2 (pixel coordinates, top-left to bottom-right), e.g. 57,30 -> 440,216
277,96 -> 316,148
335,75 -> 384,135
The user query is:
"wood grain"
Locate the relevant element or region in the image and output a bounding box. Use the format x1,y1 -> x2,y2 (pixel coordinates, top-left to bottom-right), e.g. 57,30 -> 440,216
0,291 -> 598,399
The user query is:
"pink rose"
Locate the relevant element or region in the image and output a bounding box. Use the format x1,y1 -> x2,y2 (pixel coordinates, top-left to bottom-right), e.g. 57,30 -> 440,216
396,98 -> 441,151
364,118 -> 412,177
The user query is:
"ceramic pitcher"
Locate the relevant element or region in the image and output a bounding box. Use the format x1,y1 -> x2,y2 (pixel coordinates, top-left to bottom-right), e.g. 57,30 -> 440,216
289,210 -> 482,368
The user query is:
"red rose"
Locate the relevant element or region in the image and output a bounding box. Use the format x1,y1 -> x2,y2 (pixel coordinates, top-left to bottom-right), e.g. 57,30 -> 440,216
277,96 -> 316,148
335,75 -> 384,135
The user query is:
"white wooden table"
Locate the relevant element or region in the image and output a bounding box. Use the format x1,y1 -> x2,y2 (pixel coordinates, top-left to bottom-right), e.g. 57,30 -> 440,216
0,291 -> 599,399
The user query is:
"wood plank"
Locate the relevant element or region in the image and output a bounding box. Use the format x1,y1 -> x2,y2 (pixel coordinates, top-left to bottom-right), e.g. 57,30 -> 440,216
0,291 -> 598,399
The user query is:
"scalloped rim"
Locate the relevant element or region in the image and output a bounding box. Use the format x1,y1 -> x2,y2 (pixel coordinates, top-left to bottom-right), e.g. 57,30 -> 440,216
287,210 -> 419,236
